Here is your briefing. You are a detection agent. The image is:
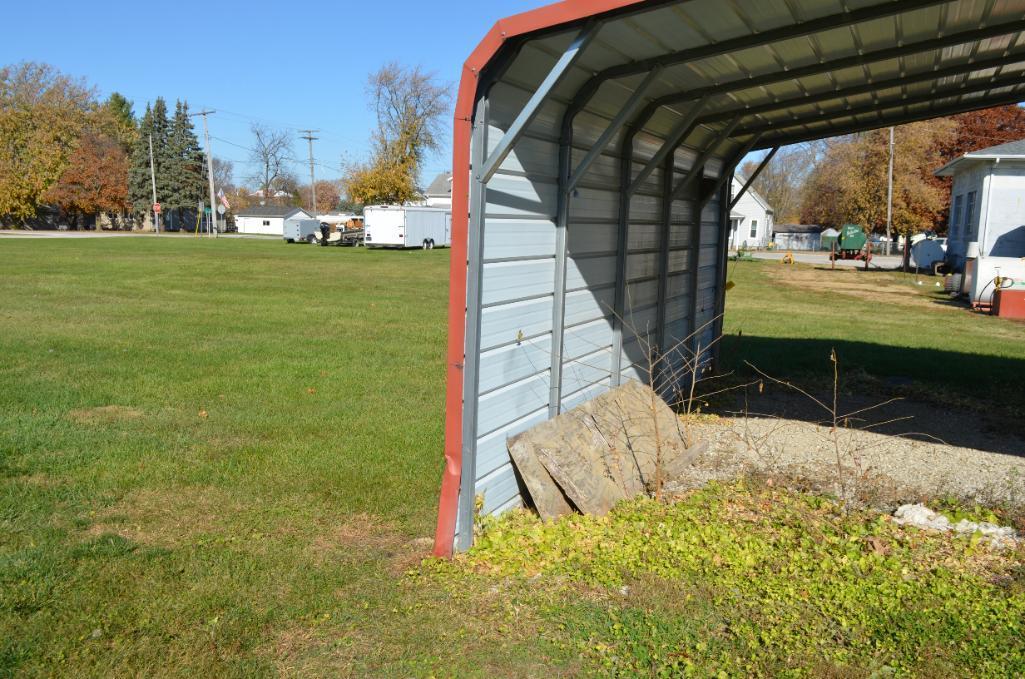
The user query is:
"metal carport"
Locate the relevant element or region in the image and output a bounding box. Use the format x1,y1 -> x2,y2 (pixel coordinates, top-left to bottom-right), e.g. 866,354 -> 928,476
433,0 -> 1025,555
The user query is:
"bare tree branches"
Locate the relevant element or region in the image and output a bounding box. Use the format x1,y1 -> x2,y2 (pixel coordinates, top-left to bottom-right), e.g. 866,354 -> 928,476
367,62 -> 451,173
247,124 -> 293,200
344,63 -> 451,206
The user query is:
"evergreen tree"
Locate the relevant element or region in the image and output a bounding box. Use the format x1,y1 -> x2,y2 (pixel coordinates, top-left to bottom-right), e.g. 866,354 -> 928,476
165,100 -> 207,215
128,103 -> 155,215
127,98 -> 171,219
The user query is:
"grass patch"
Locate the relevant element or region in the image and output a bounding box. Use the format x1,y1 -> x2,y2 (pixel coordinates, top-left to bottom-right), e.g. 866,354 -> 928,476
447,482 -> 1025,677
2,238 -> 1023,676
721,261 -> 1025,425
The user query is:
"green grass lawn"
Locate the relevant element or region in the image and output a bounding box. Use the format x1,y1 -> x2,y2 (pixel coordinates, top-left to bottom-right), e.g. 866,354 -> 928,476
1,238 -> 1023,677
720,260 -> 1025,417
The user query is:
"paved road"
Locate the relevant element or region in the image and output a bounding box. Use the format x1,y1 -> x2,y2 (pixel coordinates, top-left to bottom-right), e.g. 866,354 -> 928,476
749,250 -> 904,270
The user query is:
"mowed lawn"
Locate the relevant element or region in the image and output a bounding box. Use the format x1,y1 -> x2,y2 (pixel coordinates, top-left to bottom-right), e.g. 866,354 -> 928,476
2,237 -> 1024,677
1,237 -> 459,676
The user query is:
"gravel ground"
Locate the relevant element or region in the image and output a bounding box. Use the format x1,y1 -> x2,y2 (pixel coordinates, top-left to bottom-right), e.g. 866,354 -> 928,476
679,389 -> 1025,509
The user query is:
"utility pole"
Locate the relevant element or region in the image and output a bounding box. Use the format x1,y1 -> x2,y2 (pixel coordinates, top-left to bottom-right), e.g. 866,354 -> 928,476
148,134 -> 160,233
191,110 -> 218,238
886,126 -> 895,256
299,130 -> 319,214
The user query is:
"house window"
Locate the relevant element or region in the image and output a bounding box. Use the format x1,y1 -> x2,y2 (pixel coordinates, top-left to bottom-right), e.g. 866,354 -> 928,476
951,194 -> 964,238
750,220 -> 758,239
263,220 -> 271,227
964,191 -> 978,240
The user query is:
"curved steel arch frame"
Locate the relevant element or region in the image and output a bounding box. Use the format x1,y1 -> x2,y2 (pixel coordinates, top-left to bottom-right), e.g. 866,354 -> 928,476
434,0 -> 1025,556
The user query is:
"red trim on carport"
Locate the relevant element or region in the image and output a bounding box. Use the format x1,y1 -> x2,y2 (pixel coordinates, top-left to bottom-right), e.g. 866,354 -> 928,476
433,0 -> 648,557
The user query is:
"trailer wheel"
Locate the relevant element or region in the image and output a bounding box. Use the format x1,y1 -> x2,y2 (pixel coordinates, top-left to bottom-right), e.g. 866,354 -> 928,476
422,240 -> 430,250
427,239 -> 435,250
286,239 -> 295,244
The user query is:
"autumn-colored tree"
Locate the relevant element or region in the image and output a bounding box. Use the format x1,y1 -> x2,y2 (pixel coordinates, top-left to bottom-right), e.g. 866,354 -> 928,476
297,180 -> 342,214
0,62 -> 94,223
344,62 -> 451,205
937,105 -> 1025,162
344,156 -> 418,205
44,131 -> 128,225
801,120 -> 955,237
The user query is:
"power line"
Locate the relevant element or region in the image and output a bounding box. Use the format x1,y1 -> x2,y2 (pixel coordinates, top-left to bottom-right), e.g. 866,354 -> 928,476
299,130 -> 319,213
189,109 -> 219,238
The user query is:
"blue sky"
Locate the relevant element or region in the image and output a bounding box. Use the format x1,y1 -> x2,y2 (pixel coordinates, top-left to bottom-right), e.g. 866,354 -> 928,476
1,0 -> 548,189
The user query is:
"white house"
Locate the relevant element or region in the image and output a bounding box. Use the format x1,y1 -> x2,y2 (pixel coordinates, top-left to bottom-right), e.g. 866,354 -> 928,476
729,173 -> 774,249
234,206 -> 313,236
424,172 -> 453,209
935,139 -> 1025,270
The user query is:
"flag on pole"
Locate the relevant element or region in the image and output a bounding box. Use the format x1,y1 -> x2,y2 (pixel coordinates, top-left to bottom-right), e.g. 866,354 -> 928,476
217,188 -> 231,210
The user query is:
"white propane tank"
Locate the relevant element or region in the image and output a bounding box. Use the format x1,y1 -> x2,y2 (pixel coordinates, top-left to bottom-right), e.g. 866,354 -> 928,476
968,256 -> 1025,306
911,239 -> 946,271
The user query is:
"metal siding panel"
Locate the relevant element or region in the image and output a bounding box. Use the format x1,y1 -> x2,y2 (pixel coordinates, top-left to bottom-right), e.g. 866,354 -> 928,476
564,317 -> 615,361
568,221 -> 619,255
562,347 -> 614,396
565,286 -> 615,326
627,251 -> 659,281
623,278 -> 659,308
480,296 -> 553,351
475,463 -> 523,515
483,219 -> 557,260
474,406 -> 549,481
566,254 -> 618,291
478,336 -> 553,395
476,372 -> 551,438
481,259 -> 555,305
561,377 -> 613,412
485,174 -> 558,219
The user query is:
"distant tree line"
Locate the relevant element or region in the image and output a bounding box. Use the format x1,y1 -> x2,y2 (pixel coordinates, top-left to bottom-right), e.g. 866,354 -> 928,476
0,62 -> 218,229
743,105 -> 1025,237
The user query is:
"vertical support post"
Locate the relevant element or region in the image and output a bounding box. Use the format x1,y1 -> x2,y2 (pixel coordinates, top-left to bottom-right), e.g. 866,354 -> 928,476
685,164 -> 704,358
886,126 -> 894,256
711,169 -> 734,371
300,130 -> 320,215
549,105 -> 574,417
654,151 -> 675,381
200,113 -> 217,237
609,127 -> 637,386
148,134 -> 160,234
456,96 -> 489,553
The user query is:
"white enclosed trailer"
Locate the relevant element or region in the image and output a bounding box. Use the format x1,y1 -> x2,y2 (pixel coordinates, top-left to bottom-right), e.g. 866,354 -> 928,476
364,206 -> 451,249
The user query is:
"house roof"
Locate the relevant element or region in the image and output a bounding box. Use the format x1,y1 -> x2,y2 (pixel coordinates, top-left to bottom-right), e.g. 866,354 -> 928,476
775,224 -> 823,235
935,138 -> 1025,176
426,172 -> 453,198
732,172 -> 773,213
235,206 -> 310,219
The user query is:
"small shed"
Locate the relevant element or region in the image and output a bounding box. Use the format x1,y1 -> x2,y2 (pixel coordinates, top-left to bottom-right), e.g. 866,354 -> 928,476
820,228 -> 841,250
433,0 -> 1025,556
235,206 -> 313,236
935,139 -> 1025,270
775,224 -> 824,251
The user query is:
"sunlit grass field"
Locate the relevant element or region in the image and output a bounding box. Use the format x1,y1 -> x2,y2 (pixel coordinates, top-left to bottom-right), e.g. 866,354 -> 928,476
2,237 -> 1023,676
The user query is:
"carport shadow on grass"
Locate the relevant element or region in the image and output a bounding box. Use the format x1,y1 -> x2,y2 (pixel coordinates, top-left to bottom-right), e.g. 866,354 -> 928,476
716,335 -> 1025,458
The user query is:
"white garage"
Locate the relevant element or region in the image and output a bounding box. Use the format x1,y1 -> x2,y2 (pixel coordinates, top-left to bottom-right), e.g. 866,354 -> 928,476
234,206 -> 314,236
